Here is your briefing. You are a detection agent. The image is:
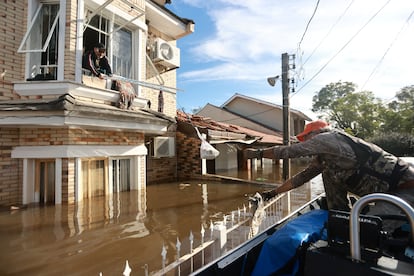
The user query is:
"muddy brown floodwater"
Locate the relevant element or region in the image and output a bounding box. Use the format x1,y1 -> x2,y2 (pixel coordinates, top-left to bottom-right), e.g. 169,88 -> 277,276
0,161 -> 323,275
0,181 -> 272,275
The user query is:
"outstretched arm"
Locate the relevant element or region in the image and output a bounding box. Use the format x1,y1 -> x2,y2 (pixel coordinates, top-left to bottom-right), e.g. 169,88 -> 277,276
262,157 -> 323,200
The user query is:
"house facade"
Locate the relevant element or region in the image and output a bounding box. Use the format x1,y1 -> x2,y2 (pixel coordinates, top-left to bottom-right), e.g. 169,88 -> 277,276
0,0 -> 194,206
197,93 -> 313,138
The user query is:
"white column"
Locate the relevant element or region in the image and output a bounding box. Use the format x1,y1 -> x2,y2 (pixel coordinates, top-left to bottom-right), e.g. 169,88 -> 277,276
55,158 -> 62,204
75,157 -> 82,202
22,159 -> 29,204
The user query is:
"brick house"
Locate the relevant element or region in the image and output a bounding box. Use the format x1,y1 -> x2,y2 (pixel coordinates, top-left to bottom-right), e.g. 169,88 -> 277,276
0,0 -> 193,206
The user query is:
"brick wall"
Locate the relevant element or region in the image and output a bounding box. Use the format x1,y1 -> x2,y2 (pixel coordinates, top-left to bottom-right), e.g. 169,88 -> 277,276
176,131 -> 202,180
17,128 -> 144,146
64,0 -> 78,81
0,128 -> 21,205
146,156 -> 177,184
141,68 -> 177,118
0,0 -> 25,100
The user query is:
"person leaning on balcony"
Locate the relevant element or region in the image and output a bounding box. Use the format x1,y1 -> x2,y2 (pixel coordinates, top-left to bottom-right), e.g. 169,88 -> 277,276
82,42 -> 112,79
245,120 -> 414,214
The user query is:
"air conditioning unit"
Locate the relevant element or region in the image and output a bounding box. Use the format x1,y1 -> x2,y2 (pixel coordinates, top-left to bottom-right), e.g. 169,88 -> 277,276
152,38 -> 180,68
154,137 -> 175,158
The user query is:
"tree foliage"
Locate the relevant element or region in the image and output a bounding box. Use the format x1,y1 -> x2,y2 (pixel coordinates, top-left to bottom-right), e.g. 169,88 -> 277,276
379,85 -> 414,135
311,81 -> 384,138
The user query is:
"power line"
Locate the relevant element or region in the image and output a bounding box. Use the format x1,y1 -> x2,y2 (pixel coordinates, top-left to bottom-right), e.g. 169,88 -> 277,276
294,0 -> 392,96
361,9 -> 414,90
302,0 -> 355,66
297,0 -> 320,50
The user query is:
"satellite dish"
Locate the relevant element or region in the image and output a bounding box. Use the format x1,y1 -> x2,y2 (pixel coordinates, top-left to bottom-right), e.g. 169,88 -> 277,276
159,43 -> 173,60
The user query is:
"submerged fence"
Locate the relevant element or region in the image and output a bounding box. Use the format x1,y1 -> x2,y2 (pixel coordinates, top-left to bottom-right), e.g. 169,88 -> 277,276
99,186 -> 312,275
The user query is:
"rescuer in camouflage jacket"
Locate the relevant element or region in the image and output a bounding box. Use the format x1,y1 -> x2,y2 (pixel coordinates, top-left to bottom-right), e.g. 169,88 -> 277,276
245,120 -> 414,213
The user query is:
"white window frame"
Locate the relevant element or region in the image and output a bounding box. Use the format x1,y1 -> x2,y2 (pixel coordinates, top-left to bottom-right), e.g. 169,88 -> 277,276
18,0 -> 66,81
110,157 -> 136,193
17,3 -> 60,53
81,0 -> 147,92
22,158 -> 62,205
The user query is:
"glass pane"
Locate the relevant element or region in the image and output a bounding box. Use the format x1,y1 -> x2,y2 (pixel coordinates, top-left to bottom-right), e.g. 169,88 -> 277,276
38,161 -> 55,204
46,162 -> 55,203
112,27 -> 132,78
83,15 -> 109,52
119,159 -> 131,191
112,160 -> 119,192
90,160 -> 105,197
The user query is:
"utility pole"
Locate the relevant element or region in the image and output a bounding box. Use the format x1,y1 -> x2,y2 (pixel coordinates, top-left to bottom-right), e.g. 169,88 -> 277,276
281,53 -> 291,180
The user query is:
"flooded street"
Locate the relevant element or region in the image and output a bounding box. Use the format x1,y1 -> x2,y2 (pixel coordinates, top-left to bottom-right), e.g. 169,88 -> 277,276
0,181 -> 272,275
0,162 -> 323,275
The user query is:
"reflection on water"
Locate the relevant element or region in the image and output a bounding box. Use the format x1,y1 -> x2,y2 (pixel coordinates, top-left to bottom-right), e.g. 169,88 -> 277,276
0,181 -> 269,275
0,162 -> 323,275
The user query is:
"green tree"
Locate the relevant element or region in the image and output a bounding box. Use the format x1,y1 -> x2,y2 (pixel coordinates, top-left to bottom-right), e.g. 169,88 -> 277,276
312,81 -> 384,138
380,85 -> 414,135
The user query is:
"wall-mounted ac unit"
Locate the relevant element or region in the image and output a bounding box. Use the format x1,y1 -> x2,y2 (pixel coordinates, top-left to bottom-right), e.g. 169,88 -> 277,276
154,137 -> 175,158
152,38 -> 180,68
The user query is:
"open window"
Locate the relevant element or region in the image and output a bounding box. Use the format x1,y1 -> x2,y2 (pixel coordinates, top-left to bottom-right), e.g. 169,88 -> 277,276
18,2 -> 60,81
83,9 -> 134,79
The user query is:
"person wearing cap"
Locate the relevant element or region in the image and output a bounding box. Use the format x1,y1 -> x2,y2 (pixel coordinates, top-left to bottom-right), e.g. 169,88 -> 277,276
82,43 -> 112,79
245,120 -> 414,213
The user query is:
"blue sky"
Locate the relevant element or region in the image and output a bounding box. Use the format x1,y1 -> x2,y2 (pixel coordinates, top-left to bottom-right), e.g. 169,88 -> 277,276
168,0 -> 414,119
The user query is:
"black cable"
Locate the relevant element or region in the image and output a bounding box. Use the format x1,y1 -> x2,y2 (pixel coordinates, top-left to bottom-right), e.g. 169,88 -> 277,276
297,0 -> 320,50
295,0 -> 392,96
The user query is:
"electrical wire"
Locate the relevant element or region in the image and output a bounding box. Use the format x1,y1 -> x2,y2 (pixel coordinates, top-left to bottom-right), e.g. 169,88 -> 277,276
294,0 -> 392,96
361,9 -> 414,90
297,0 -> 320,51
302,0 -> 355,66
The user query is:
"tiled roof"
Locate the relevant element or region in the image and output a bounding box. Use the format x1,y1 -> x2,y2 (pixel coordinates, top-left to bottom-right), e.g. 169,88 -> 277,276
177,110 -> 283,145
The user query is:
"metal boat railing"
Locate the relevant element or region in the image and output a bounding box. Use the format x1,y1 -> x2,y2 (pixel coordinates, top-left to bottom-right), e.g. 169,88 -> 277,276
349,193 -> 414,262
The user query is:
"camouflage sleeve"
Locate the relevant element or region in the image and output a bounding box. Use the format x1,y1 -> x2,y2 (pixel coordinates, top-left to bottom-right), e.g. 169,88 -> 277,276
273,132 -> 354,160
291,157 -> 324,188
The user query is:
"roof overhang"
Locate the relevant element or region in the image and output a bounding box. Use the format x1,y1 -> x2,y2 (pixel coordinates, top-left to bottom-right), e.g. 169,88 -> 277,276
0,94 -> 174,134
146,1 -> 194,39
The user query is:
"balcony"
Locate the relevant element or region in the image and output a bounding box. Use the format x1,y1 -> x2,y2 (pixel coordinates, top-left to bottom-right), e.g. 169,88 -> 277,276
13,75 -> 149,109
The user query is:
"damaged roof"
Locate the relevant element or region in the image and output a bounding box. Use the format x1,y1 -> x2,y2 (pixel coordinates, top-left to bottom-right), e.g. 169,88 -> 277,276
177,110 -> 283,145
